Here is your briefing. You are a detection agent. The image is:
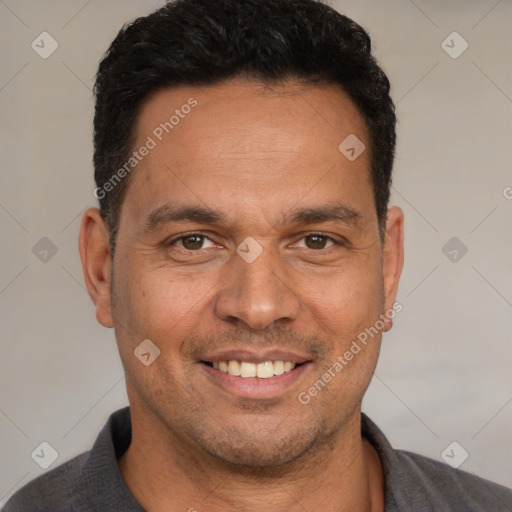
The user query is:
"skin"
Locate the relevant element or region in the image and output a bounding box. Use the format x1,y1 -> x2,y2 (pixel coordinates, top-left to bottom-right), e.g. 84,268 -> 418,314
79,78 -> 404,512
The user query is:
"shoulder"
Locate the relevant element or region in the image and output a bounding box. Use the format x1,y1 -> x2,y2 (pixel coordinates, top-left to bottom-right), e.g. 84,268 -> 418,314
2,452 -> 88,512
390,448 -> 512,511
3,407 -> 135,512
361,413 -> 512,511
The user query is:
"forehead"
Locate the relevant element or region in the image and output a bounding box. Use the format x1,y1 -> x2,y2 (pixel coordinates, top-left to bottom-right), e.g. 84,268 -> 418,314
122,78 -> 374,228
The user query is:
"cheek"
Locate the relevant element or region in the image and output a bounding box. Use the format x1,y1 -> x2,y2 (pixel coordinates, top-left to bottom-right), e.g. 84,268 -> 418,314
301,255 -> 383,337
120,267 -> 219,343
297,262 -> 383,411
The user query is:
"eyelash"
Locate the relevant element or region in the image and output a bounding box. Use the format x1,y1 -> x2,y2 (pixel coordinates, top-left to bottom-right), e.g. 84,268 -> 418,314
166,232 -> 343,251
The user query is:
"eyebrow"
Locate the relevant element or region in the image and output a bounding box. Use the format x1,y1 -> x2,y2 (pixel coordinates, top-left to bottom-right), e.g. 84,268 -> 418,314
287,203 -> 362,226
142,202 -> 362,234
142,204 -> 226,234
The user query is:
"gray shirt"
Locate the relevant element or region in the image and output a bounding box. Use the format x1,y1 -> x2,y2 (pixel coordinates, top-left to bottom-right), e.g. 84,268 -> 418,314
4,407 -> 512,511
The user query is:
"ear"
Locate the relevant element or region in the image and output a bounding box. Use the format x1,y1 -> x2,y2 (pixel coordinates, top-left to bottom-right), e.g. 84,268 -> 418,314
78,207 -> 113,328
382,206 -> 404,332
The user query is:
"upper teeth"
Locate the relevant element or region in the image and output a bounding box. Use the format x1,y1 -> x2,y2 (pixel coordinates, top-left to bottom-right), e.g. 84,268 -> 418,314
212,360 -> 296,378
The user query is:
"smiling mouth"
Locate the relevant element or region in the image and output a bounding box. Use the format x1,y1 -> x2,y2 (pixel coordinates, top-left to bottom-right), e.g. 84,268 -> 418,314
201,360 -> 306,379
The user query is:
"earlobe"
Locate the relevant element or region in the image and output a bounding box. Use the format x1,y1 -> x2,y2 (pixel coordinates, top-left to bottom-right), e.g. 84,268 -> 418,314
78,208 -> 114,328
382,206 -> 404,332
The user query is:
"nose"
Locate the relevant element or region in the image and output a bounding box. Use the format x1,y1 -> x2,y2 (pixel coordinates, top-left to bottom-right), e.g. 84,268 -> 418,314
213,247 -> 301,330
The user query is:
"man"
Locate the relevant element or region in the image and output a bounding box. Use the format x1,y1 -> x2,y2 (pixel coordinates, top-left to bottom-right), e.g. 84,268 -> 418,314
4,0 -> 511,510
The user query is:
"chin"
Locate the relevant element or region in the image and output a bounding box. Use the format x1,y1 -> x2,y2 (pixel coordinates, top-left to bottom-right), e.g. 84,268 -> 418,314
193,420 -> 327,472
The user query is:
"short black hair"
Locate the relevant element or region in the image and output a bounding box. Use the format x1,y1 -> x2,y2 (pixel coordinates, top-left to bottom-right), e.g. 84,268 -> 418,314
93,0 -> 395,256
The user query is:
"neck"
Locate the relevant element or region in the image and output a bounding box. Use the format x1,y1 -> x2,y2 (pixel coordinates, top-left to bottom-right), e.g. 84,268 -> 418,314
119,406 -> 385,512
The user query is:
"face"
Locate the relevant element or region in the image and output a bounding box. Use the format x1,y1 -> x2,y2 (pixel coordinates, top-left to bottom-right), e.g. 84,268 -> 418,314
82,78 -> 403,469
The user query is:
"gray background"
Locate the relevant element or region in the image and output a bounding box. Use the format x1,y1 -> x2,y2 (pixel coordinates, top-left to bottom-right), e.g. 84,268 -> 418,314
1,0 -> 511,504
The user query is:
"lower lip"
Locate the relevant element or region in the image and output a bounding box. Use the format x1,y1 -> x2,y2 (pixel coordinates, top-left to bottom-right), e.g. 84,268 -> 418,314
200,362 -> 312,399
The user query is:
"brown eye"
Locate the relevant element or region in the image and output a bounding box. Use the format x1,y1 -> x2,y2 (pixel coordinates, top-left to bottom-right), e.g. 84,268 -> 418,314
304,234 -> 330,249
180,235 -> 206,250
